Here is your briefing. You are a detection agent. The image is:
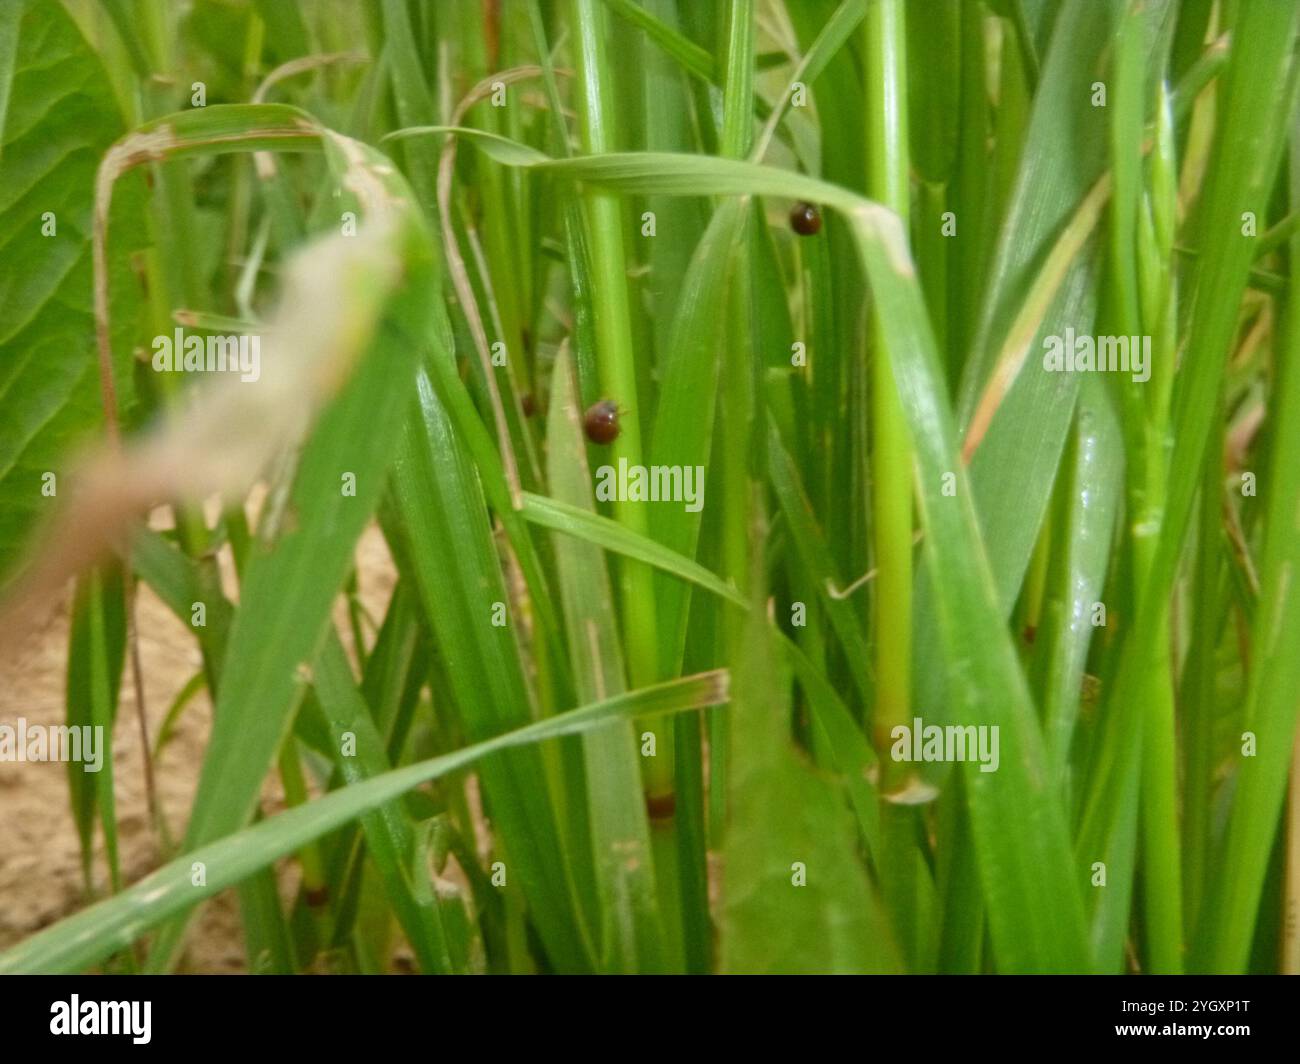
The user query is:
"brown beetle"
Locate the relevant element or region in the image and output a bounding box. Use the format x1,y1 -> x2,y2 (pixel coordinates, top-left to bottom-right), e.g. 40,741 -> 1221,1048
583,399 -> 620,444
790,201 -> 822,236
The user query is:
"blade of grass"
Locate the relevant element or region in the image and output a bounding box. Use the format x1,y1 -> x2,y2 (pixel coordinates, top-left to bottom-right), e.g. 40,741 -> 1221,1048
544,347 -> 667,973
568,0 -> 668,805
388,364 -> 592,972
64,564 -> 127,892
1078,0 -> 1300,972
0,672 -> 728,975
1193,96 -> 1300,973
311,636 -> 460,974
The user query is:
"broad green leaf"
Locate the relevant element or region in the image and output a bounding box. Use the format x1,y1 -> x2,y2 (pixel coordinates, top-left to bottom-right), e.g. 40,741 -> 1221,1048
0,0 -> 143,586
720,599 -> 897,973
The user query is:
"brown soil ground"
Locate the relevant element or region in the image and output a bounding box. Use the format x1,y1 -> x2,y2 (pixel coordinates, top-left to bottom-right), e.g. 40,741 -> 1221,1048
0,510 -> 396,972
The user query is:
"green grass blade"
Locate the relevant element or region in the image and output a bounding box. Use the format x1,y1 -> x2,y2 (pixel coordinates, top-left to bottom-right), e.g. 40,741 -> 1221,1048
1077,0 -> 1300,972
311,636 -> 459,974
0,672 -> 728,975
544,348 -> 667,973
1192,101 -> 1300,974
64,564 -> 127,891
388,365 -> 592,972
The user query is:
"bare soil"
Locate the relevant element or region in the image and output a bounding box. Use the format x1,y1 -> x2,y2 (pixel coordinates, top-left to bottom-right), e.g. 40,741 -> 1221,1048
0,512 -> 396,972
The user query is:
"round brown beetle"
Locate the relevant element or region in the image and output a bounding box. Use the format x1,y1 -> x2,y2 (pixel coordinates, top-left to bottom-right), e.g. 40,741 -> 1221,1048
790,201 -> 822,236
583,399 -> 620,444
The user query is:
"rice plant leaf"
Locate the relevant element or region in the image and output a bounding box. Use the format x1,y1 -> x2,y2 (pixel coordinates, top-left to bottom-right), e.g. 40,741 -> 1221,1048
646,199 -> 746,673
311,636 -> 460,975
521,492 -> 744,609
417,315 -> 572,700
544,348 -> 665,973
0,673 -> 728,975
1077,0 -> 1300,972
82,567 -> 124,897
1036,377 -> 1122,787
792,0 -> 867,92
145,311 -> 424,970
383,125 -> 551,167
906,0 -> 959,184
786,0 -> 865,188
519,487 -> 878,858
851,203 -> 1086,972
237,867 -> 297,974
956,0 -> 1164,606
130,529 -> 232,681
600,0 -> 716,82
1193,93 -> 1300,974
388,364 -> 592,973
64,563 -> 127,887
133,512 -> 444,978
766,422 -> 871,704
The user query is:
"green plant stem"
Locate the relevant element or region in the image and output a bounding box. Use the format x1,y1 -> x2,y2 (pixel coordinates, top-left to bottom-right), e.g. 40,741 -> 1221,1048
712,0 -> 757,856
865,0 -> 923,967
865,0 -> 913,793
1114,10 -> 1182,976
569,0 -> 668,798
87,569 -> 121,896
